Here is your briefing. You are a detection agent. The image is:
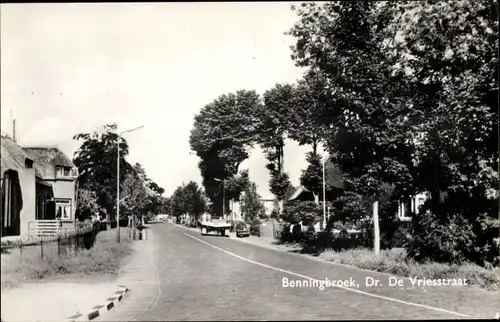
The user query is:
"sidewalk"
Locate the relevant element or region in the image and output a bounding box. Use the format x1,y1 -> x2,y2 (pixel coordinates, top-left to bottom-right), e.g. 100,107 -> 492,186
93,227 -> 160,321
1,229 -> 157,322
1,279 -> 119,322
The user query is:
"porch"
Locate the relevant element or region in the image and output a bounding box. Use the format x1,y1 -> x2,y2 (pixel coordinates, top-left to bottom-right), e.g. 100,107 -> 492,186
28,219 -> 76,236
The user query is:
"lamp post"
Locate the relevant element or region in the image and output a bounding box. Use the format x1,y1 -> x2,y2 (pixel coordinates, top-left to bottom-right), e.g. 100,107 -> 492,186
214,178 -> 225,220
116,125 -> 144,243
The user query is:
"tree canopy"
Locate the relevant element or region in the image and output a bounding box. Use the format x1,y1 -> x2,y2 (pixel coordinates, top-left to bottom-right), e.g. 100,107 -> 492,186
73,124 -> 165,222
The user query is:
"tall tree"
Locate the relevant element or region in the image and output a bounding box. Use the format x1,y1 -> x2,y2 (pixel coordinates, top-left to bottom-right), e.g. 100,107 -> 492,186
190,90 -> 261,216
120,170 -> 149,223
256,83 -> 296,213
390,0 -> 499,265
73,124 -> 135,220
288,1 -> 418,254
289,69 -> 331,154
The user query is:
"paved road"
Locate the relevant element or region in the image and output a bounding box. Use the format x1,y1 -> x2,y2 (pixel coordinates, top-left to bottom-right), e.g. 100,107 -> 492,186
98,222 -> 499,321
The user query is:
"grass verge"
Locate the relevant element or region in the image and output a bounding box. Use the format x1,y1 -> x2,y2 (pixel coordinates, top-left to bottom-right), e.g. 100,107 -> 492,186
1,229 -> 133,291
319,248 -> 500,291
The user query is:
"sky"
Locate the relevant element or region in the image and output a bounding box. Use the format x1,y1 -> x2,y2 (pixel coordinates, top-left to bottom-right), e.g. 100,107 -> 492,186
1,2 -> 321,198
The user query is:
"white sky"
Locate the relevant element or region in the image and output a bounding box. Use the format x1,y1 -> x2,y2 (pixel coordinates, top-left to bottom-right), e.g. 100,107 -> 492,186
1,2 -> 318,198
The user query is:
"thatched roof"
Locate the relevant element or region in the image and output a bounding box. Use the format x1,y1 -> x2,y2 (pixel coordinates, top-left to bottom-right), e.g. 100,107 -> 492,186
22,146 -> 74,179
0,135 -> 40,177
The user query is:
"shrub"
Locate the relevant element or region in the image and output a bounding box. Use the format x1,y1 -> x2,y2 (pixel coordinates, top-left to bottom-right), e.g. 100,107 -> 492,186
319,248 -> 500,291
314,231 -> 364,253
408,209 -> 476,265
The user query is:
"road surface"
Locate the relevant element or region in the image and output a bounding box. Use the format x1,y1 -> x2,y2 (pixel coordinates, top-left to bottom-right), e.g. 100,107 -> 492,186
97,222 -> 499,321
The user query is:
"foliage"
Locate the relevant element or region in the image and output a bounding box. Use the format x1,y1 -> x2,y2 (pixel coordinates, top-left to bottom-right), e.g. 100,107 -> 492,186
289,69 -> 330,153
329,191 -> 372,226
240,182 -> 266,223
73,125 -> 164,223
1,230 -> 132,291
269,172 -> 293,203
189,90 -> 261,210
299,152 -> 322,198
169,181 -> 206,221
73,124 -> 134,219
288,2 -> 417,200
288,0 -> 499,266
120,170 -> 149,220
224,169 -> 250,202
75,187 -> 103,221
256,83 -> 296,207
319,248 -> 500,291
392,0 -> 499,266
282,200 -> 321,225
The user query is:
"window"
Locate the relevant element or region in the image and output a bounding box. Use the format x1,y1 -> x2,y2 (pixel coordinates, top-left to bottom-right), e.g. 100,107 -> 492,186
56,167 -> 72,178
55,199 -> 72,220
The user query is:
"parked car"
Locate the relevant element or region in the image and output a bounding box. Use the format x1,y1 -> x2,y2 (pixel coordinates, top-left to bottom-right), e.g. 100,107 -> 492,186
235,222 -> 250,238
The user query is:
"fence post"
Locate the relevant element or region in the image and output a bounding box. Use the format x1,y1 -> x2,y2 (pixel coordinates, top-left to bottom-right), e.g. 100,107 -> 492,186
75,234 -> 79,255
68,234 -> 72,256
40,238 -> 44,260
57,236 -> 61,257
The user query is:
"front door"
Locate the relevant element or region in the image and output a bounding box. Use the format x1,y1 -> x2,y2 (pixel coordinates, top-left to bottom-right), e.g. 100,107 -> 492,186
1,170 -> 22,236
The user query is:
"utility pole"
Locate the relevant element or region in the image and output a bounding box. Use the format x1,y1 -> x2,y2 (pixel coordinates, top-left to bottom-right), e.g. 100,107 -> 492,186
116,125 -> 144,243
373,200 -> 380,256
322,154 -> 327,230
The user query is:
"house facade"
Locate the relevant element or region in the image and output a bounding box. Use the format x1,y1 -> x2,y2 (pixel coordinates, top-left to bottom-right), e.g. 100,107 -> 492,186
1,135 -> 38,237
397,192 -> 429,221
22,146 -> 78,231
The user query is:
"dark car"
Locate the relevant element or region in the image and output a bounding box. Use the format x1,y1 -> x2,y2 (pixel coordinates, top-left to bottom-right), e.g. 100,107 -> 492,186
235,222 -> 250,238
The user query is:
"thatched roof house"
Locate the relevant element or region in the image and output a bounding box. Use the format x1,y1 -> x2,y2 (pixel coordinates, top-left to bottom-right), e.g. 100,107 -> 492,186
1,135 -> 36,177
22,146 -> 75,179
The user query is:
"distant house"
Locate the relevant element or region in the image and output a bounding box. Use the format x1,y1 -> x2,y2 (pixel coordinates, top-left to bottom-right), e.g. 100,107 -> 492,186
22,146 -> 79,231
1,135 -> 39,236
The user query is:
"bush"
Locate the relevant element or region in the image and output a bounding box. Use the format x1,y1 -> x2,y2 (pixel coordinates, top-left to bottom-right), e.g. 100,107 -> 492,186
282,200 -> 321,226
408,209 -> 476,265
318,248 -> 500,291
314,231 -> 364,253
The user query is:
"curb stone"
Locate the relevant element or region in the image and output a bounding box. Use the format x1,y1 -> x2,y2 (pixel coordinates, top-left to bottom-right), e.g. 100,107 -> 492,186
66,286 -> 129,321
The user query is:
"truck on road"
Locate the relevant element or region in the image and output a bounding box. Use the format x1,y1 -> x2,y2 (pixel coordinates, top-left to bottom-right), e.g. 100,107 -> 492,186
199,216 -> 231,236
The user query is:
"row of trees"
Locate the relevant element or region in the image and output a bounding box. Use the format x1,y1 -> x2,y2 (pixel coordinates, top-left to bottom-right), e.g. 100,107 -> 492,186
188,1 -> 499,267
73,124 -> 166,224
167,181 -> 206,223
166,179 -> 271,225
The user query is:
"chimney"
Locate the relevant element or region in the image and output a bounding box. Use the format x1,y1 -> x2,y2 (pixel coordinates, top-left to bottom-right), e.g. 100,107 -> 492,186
13,119 -> 17,143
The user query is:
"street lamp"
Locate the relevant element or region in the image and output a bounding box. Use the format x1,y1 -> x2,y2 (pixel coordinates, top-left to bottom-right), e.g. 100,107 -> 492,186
116,125 -> 144,243
214,178 -> 225,220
